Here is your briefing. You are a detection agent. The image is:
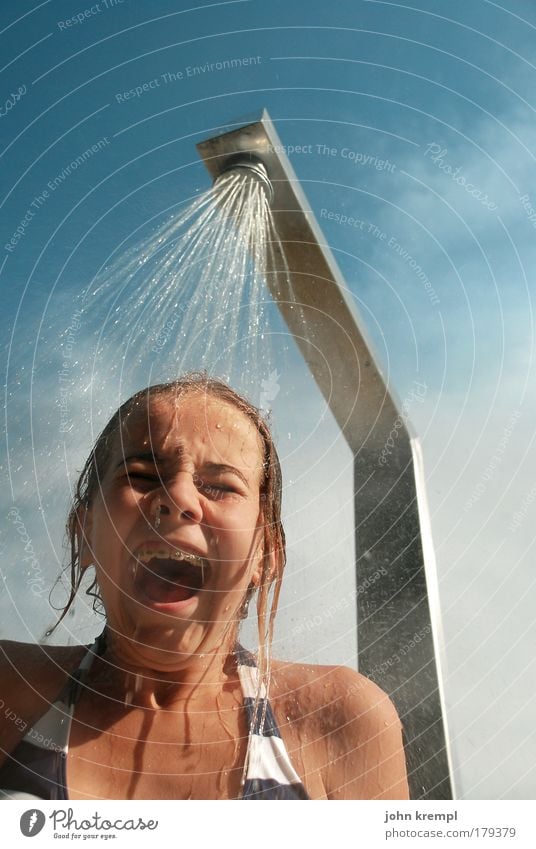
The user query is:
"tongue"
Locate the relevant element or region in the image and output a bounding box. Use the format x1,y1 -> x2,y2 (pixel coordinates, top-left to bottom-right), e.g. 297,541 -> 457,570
142,573 -> 195,603
137,558 -> 201,604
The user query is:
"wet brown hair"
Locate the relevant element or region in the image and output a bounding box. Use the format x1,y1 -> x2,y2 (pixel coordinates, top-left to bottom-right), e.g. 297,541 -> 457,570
56,372 -> 286,669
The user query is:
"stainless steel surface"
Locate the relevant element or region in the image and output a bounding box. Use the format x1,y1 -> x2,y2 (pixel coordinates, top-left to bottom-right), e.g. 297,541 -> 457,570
197,110 -> 454,800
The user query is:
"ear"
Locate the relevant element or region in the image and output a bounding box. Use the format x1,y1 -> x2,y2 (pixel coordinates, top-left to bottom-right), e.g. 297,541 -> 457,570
251,545 -> 275,588
248,545 -> 262,588
75,505 -> 94,571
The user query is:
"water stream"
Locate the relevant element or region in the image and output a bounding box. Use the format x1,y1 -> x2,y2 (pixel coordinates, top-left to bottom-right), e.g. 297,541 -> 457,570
83,168 -> 295,408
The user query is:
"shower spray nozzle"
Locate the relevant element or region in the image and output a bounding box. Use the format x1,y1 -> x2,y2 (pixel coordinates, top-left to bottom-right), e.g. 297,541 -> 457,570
215,153 -> 274,205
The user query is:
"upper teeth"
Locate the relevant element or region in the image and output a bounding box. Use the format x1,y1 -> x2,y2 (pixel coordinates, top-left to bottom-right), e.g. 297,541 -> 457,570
136,547 -> 205,568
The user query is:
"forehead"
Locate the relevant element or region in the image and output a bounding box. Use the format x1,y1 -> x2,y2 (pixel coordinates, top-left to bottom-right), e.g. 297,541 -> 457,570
113,391 -> 264,475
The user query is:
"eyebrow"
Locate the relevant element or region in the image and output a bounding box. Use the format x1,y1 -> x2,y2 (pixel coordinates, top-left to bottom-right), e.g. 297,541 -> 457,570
202,462 -> 250,489
117,454 -> 250,488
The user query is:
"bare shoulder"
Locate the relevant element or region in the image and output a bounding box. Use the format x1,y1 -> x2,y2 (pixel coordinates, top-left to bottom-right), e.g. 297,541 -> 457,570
270,657 -> 395,717
0,640 -> 86,766
270,659 -> 409,800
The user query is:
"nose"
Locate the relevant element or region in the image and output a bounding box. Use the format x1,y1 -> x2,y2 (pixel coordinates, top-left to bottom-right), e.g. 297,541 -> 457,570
150,472 -> 203,526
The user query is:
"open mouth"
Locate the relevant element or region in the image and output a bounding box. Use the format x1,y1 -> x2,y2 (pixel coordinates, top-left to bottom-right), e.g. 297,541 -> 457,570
133,546 -> 207,605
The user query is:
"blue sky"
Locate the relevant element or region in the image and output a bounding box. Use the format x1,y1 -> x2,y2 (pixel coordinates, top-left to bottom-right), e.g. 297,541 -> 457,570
1,0 -> 536,799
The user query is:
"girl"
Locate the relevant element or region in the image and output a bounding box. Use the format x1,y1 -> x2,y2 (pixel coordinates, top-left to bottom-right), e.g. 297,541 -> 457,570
0,374 -> 408,800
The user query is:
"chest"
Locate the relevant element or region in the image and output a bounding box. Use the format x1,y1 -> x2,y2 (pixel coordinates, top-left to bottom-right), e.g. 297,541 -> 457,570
66,691 -> 248,800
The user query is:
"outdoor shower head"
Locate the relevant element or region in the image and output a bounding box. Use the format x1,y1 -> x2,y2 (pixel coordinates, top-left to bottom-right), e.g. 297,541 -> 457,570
197,110 -> 321,239
214,153 -> 274,205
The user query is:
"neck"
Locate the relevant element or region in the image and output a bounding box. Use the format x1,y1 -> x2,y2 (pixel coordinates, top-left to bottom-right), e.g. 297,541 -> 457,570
89,627 -> 241,709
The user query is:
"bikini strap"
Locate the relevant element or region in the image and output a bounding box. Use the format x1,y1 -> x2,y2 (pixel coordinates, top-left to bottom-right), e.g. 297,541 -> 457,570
68,628 -> 107,706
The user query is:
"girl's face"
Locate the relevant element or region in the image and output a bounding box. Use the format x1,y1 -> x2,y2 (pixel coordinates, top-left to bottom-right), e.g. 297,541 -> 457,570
82,391 -> 266,669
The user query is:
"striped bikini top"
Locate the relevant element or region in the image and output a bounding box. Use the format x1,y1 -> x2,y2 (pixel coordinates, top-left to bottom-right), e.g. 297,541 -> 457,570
0,634 -> 309,800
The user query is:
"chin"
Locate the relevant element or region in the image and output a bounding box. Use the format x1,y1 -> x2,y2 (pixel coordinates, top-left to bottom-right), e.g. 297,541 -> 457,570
115,620 -> 227,668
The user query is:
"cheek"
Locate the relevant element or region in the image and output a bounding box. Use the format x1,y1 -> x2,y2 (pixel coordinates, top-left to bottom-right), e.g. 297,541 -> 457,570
94,487 -> 142,532
212,502 -> 261,544
205,509 -> 261,575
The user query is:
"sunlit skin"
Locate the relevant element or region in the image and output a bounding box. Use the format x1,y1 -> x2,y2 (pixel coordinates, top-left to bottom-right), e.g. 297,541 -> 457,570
78,392 -> 267,706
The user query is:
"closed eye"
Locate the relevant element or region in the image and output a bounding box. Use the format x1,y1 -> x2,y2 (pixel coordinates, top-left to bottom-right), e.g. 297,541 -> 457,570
197,479 -> 240,498
125,470 -> 160,484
